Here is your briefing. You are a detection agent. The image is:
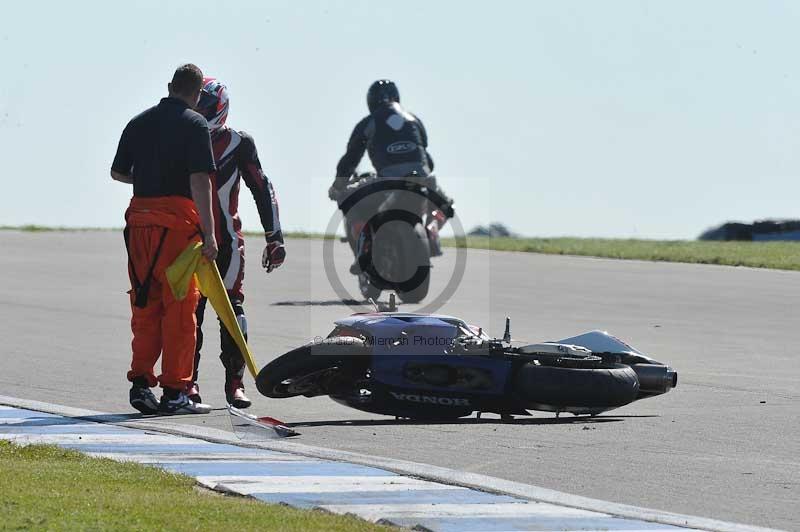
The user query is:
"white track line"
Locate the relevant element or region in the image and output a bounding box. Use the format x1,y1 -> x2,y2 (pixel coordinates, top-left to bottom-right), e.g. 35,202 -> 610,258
86,452 -> 311,463
0,433 -> 197,445
197,475 -> 461,494
322,502 -> 596,519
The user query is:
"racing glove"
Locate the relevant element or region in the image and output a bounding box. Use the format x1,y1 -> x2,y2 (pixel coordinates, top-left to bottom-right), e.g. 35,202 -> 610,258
262,235 -> 286,273
442,201 -> 455,220
328,184 -> 342,201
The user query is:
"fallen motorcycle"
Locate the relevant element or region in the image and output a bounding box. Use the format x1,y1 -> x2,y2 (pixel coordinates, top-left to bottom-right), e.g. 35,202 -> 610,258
256,311 -> 677,419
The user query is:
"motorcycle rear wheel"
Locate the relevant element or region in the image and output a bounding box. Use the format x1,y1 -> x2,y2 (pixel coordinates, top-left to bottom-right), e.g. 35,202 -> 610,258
255,338 -> 369,398
395,228 -> 431,304
396,269 -> 430,303
512,363 -> 639,409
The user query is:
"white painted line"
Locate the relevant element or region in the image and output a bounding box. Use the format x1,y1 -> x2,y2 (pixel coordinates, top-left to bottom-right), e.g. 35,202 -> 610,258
197,475 -> 462,494
0,395 -> 780,532
0,418 -> 46,425
0,418 -> 96,426
86,452 -> 311,463
0,433 -> 196,445
320,502 -> 596,519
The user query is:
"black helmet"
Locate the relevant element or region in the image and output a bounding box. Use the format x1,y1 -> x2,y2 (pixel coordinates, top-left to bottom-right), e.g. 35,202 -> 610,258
367,79 -> 400,113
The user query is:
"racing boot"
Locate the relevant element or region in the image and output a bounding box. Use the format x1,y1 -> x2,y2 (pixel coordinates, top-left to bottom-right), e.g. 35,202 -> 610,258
129,376 -> 159,415
351,230 -> 371,275
220,304 -> 251,409
425,210 -> 447,257
159,388 -> 211,414
185,382 -> 202,403
225,377 -> 252,409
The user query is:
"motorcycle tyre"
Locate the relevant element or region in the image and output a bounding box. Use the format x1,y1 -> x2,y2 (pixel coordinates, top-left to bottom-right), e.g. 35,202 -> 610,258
513,363 -> 640,408
256,338 -> 369,398
396,227 -> 431,304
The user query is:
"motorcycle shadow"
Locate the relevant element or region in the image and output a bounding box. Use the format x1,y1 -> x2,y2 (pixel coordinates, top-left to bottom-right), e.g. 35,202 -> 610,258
273,299 -> 366,307
273,299 -> 400,311
287,415 -> 657,428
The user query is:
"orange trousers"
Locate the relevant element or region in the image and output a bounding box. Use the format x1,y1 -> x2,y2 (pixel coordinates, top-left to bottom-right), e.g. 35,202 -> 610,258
124,196 -> 202,391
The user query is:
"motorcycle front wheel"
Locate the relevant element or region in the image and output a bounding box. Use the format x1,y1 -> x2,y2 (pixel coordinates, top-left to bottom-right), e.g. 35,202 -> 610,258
255,338 -> 370,398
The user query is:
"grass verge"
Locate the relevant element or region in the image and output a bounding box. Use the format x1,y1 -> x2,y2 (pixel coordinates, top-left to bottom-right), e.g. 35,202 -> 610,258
444,236 -> 800,271
0,441 -> 389,531
3,225 -> 799,271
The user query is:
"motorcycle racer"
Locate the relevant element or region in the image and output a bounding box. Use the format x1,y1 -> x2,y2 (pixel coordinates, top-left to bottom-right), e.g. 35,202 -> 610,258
329,80 -> 454,270
191,77 -> 285,408
333,79 -> 434,182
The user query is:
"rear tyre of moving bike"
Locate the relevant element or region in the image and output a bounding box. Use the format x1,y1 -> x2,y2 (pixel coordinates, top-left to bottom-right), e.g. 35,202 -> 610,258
255,338 -> 369,398
395,224 -> 431,304
512,363 -> 640,412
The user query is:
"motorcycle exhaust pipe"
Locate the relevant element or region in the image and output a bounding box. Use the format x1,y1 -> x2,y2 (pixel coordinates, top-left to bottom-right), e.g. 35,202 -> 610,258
631,364 -> 678,394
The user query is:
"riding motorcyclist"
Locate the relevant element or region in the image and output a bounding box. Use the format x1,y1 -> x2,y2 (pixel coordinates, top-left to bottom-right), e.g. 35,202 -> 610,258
190,77 -> 286,408
328,80 -> 453,271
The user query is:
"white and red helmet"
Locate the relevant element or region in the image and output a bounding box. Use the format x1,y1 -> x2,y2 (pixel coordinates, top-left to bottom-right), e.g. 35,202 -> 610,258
197,77 -> 229,131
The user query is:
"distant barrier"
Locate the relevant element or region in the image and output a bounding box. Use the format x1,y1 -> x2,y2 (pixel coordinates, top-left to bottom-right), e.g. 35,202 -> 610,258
699,220 -> 800,241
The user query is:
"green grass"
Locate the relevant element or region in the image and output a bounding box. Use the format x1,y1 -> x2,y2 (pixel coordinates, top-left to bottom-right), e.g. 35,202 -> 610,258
3,225 -> 799,271
0,441 -> 390,532
445,236 -> 800,271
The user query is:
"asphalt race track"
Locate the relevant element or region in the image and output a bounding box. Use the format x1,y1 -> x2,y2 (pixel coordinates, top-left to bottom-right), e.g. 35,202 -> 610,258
1,231 -> 797,530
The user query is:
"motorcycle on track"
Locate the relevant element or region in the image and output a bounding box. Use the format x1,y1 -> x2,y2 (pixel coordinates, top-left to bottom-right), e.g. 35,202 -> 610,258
334,173 -> 451,304
256,312 -> 678,420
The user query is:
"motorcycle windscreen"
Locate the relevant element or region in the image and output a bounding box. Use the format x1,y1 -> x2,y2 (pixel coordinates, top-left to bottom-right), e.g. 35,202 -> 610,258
556,330 -> 643,355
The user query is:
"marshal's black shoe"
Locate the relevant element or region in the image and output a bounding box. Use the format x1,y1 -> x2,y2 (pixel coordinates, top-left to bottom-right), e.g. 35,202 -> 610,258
159,389 -> 211,415
129,378 -> 159,415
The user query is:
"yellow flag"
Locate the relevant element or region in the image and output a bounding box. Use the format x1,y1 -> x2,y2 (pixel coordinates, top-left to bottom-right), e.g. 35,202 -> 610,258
165,242 -> 202,300
166,242 -> 259,378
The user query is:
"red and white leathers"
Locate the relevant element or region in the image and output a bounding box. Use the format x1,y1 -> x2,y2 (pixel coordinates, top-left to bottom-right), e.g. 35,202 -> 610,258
193,126 -> 284,400
209,127 -> 282,301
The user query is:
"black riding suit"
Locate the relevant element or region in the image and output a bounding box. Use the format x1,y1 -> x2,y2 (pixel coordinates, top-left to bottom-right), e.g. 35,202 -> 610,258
333,102 -> 451,258
335,101 -> 434,182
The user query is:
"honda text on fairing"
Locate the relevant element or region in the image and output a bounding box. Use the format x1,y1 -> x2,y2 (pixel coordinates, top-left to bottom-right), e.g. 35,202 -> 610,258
333,172 -> 452,303
255,311 -> 677,420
